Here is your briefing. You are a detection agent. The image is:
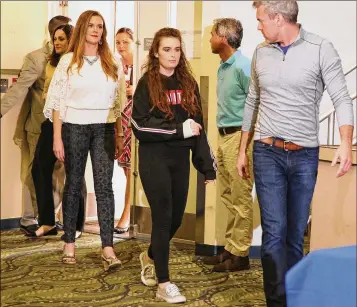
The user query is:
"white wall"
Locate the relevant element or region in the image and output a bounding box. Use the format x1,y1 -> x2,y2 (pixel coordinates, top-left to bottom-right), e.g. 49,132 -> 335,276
115,1 -> 135,32
1,1 -> 49,219
1,1 -> 48,70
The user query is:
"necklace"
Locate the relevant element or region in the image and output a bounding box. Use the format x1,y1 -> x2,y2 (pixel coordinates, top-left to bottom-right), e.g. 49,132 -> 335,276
83,56 -> 99,65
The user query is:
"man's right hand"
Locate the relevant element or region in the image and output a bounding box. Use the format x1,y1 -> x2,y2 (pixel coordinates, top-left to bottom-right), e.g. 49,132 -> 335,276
237,151 -> 250,179
53,137 -> 65,162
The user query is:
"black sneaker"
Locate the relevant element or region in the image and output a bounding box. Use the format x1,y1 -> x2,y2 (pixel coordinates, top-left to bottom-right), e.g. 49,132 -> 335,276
20,224 -> 39,235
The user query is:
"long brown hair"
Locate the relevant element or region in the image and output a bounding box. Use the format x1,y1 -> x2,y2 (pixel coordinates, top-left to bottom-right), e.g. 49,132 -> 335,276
142,27 -> 200,118
66,10 -> 118,81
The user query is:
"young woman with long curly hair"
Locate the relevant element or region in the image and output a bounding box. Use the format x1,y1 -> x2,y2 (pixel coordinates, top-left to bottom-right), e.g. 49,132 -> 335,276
131,27 -> 216,304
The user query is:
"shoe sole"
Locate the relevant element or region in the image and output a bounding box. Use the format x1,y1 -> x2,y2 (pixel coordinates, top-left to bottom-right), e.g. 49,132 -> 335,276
213,265 -> 250,273
62,255 -> 76,265
201,256 -> 230,266
156,293 -> 186,304
139,252 -> 157,287
20,228 -> 32,235
103,261 -> 122,272
202,260 -> 225,265
114,227 -> 129,234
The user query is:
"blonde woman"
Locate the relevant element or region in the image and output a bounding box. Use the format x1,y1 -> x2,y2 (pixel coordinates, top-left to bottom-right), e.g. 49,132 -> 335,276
43,10 -> 126,270
114,27 -> 135,234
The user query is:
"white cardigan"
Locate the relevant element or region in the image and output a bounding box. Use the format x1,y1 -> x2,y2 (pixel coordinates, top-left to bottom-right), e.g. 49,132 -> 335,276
43,52 -> 127,124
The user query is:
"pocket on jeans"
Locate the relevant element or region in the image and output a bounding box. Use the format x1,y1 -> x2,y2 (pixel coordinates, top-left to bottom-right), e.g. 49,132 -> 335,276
254,141 -> 273,152
304,147 -> 319,157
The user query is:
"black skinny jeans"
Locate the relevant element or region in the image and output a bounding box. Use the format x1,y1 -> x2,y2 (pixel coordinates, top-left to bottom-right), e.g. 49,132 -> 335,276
139,143 -> 190,283
32,119 -> 85,230
62,123 -> 116,247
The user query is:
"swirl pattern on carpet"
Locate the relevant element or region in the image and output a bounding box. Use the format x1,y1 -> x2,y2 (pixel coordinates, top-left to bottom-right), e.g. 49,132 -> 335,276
1,230 -> 267,307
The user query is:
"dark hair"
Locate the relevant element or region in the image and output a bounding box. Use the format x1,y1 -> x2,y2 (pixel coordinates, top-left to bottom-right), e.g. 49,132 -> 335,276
49,24 -> 73,67
48,15 -> 71,37
116,27 -> 134,41
213,18 -> 243,49
142,27 -> 200,119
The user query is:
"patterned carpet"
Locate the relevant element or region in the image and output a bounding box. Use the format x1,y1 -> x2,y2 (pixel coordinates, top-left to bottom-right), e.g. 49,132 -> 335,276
1,229 -> 267,307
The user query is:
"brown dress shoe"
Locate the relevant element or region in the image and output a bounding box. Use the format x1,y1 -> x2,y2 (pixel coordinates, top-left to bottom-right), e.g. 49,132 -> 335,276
201,249 -> 232,265
212,255 -> 250,272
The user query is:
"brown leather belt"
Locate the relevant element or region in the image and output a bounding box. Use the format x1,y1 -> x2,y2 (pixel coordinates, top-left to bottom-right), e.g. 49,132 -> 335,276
259,137 -> 304,151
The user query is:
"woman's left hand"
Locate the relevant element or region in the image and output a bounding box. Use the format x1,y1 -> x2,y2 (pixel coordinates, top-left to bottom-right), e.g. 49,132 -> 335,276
115,136 -> 124,160
205,180 -> 216,185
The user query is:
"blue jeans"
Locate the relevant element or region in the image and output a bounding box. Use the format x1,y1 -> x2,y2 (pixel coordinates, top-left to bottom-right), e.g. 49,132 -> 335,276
253,141 -> 319,307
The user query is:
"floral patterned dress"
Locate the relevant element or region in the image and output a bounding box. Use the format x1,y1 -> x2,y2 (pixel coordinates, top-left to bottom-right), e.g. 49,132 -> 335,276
118,64 -> 133,169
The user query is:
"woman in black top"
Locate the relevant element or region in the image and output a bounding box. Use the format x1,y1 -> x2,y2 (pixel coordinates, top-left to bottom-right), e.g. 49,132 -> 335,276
131,27 -> 216,304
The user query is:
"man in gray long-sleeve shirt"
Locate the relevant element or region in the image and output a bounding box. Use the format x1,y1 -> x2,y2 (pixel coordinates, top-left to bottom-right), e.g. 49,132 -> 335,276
237,1 -> 354,307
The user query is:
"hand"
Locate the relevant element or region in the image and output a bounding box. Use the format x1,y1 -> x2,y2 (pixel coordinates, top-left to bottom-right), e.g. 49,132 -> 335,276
53,137 -> 65,162
331,140 -> 353,178
190,120 -> 202,136
126,85 -> 133,97
205,179 -> 216,185
237,151 -> 250,179
115,136 -> 124,160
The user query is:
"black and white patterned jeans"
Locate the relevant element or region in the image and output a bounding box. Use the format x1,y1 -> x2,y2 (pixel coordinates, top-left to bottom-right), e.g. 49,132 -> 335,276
62,123 -> 116,248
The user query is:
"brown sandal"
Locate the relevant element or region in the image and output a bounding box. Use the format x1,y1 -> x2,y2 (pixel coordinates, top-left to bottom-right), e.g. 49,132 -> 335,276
102,254 -> 122,271
62,253 -> 76,264
62,245 -> 76,264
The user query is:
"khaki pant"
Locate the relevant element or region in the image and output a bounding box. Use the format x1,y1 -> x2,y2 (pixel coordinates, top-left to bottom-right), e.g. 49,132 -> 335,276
217,130 -> 254,257
23,132 -> 40,222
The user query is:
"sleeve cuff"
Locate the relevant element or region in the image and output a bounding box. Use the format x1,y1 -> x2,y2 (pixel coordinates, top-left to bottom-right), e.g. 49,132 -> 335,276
205,170 -> 216,181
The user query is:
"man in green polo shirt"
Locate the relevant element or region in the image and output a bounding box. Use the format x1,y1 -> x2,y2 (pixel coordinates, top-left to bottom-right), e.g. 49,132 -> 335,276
203,18 -> 254,272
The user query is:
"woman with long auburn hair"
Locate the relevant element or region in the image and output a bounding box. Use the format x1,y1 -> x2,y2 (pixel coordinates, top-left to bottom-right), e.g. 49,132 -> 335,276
131,27 -> 216,304
43,10 -> 127,270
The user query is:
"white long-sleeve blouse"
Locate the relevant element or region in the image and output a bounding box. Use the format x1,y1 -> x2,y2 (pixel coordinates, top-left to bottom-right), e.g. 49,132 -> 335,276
43,52 -> 127,124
